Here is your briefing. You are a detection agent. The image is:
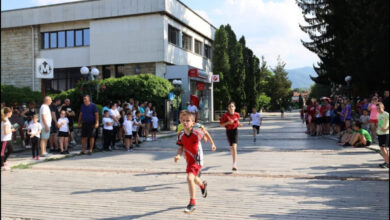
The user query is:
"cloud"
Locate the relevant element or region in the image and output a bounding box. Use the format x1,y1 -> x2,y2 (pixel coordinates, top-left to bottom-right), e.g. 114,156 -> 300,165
210,0 -> 318,69
36,0 -> 80,6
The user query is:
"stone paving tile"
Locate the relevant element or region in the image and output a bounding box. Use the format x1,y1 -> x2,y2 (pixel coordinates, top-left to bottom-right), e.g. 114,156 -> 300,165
2,112 -> 388,219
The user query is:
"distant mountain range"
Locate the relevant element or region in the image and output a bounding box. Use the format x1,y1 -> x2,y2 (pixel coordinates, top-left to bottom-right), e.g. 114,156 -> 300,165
286,66 -> 316,89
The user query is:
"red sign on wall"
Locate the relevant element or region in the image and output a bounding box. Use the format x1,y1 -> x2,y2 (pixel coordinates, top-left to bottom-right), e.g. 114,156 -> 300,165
188,69 -> 198,77
196,82 -> 205,91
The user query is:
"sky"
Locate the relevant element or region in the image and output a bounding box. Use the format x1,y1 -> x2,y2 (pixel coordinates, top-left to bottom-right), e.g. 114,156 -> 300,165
1,0 -> 319,69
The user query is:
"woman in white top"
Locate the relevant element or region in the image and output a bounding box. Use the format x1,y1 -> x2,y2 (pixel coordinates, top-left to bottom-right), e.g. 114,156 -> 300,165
144,103 -> 153,141
57,110 -> 70,154
1,107 -> 15,170
122,112 -> 134,151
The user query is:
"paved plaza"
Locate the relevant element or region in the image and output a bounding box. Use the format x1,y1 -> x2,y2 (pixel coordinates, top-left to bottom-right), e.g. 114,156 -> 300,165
1,112 -> 389,219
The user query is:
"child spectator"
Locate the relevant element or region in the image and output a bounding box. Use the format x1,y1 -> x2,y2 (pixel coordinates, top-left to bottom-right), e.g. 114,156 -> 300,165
132,111 -> 142,147
174,111 -> 216,213
23,116 -> 33,149
376,102 -> 389,168
1,107 -> 15,171
368,97 -> 379,143
102,110 -> 114,151
151,111 -> 159,141
27,114 -> 42,159
122,112 -> 134,151
57,110 -> 70,154
338,125 -> 354,147
349,121 -> 372,147
360,109 -> 370,131
109,103 -> 121,149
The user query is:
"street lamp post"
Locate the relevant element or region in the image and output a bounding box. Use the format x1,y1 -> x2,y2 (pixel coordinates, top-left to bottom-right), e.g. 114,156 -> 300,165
172,79 -> 182,125
345,75 -> 352,100
80,66 -> 99,101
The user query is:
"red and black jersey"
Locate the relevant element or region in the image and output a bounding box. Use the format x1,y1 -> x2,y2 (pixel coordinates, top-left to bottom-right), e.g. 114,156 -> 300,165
220,112 -> 240,130
176,129 -> 204,166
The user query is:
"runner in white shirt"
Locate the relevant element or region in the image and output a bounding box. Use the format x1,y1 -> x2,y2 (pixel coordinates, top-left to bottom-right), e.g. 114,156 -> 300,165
248,107 -> 263,142
187,101 -> 198,122
122,112 -> 134,151
57,110 -> 70,154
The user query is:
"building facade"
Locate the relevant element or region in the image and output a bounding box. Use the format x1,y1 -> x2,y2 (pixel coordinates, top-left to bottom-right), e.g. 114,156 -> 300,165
1,0 -> 216,121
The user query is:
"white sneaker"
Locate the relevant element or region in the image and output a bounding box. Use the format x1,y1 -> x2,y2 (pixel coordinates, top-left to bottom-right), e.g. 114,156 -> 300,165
146,138 -> 152,141
25,145 -> 31,149
70,140 -> 77,145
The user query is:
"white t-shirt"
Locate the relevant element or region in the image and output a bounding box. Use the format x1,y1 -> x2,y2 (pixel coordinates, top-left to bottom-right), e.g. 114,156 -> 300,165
1,119 -> 12,141
102,117 -> 114,130
28,122 -> 42,138
133,117 -> 141,131
188,105 -> 198,113
132,110 -> 137,120
250,113 -> 262,126
146,108 -> 153,117
57,117 -> 69,132
128,104 -> 133,111
109,109 -> 120,126
40,104 -> 52,128
123,119 -> 133,135
152,116 -> 158,129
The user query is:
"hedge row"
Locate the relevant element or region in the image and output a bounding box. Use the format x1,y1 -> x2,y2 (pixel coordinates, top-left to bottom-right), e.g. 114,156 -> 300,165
1,84 -> 42,105
51,74 -> 174,117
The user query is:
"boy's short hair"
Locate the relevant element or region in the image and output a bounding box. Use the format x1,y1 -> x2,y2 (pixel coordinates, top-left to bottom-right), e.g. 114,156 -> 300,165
135,110 -> 140,115
32,114 -> 39,119
181,112 -> 195,121
126,111 -> 132,115
354,121 -> 362,129
103,110 -> 109,114
228,101 -> 236,106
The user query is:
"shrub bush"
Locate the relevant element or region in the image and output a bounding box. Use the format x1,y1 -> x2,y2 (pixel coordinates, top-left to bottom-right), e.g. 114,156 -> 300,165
51,74 -> 174,118
1,84 -> 42,105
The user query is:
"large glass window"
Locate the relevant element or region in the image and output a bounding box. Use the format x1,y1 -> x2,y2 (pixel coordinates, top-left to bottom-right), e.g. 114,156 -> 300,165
50,32 -> 57,48
43,33 -> 49,49
58,31 -> 65,48
195,40 -> 202,55
204,44 -> 212,59
41,28 -> 89,49
83,29 -> 90,46
168,25 -> 179,46
75,30 -> 83,46
182,33 -> 192,51
66,30 -> 74,47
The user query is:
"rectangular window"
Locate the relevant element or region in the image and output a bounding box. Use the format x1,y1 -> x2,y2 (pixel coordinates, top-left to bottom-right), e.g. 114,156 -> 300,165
50,32 -> 57,48
83,29 -> 90,46
58,31 -> 65,48
168,25 -> 179,46
75,29 -> 83,46
66,30 -> 74,47
43,33 -> 49,49
182,33 -> 192,51
195,40 -> 202,55
204,44 -> 212,59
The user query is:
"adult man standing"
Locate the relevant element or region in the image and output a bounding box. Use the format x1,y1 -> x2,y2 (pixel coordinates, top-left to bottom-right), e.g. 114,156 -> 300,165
49,98 -> 61,153
187,100 -> 199,122
40,96 -> 52,157
78,95 -> 99,155
61,98 -> 76,145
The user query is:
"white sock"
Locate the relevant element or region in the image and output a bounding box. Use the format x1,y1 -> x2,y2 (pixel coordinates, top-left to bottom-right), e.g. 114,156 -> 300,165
233,162 -> 237,168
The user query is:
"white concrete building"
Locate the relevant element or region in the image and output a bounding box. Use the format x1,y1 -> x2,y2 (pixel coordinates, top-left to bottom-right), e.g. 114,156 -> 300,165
1,0 -> 216,121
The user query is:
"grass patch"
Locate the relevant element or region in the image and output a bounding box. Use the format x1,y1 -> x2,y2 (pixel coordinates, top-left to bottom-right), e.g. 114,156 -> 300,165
11,163 -> 34,170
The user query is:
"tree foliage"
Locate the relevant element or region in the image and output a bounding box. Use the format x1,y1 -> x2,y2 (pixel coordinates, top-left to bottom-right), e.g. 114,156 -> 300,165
297,0 -> 389,96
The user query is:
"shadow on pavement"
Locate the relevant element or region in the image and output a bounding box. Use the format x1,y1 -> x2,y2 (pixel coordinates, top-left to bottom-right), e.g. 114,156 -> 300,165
71,183 -> 183,195
95,206 -> 183,220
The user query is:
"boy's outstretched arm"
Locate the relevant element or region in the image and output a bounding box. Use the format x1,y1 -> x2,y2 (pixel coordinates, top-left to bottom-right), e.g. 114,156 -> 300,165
204,129 -> 216,151
174,146 -> 183,163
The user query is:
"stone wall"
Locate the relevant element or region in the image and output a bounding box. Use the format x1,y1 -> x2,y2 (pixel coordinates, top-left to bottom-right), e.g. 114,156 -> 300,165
1,26 -> 41,91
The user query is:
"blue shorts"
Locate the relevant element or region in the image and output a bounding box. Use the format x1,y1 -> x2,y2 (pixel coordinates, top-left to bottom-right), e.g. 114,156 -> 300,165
41,127 -> 51,139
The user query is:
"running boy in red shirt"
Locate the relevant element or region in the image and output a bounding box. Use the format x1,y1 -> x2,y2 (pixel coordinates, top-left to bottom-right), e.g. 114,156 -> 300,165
220,101 -> 243,171
174,112 -> 216,214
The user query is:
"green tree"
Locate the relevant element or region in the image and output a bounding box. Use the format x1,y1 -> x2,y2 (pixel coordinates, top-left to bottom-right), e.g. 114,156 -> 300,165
212,25 -> 231,110
268,56 -> 293,110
